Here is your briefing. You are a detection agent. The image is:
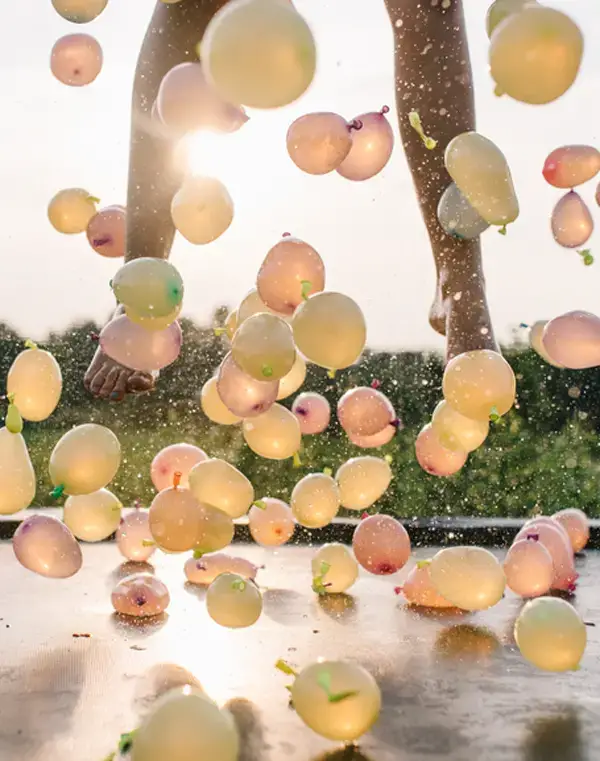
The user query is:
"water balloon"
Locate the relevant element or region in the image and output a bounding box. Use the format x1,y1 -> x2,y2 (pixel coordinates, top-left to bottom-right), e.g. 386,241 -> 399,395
149,484 -> 205,553
48,188 -> 98,234
248,497 -> 295,546
242,403 -> 301,460
290,661 -> 381,741
415,424 -> 467,477
551,191 -> 593,249
51,0 -> 108,23
514,597 -> 586,672
348,424 -> 397,449
337,386 -> 395,437
7,341 -> 62,422
528,320 -> 563,367
201,0 -> 316,109
232,312 -> 296,381
185,553 -> 258,585
50,33 -> 103,87
111,258 -> 184,318
49,423 -> 121,496
200,376 -> 242,425
100,315 -> 182,372
489,6 -> 583,105
292,292 -> 366,369
131,688 -> 239,761
0,426 -> 36,515
171,176 -> 234,245
437,182 -> 490,240
287,112 -> 354,175
400,560 -> 454,608
504,538 -> 553,598
335,456 -> 392,511
157,62 -> 247,134
151,443 -> 207,492
311,543 -> 358,595
431,400 -> 489,453
217,352 -> 279,417
63,488 -> 122,542
486,0 -> 535,38
126,303 -> 182,332
116,510 -> 156,562
514,519 -> 576,591
13,515 -> 82,578
443,349 -> 516,421
336,107 -> 394,181
206,573 -> 263,628
429,546 -> 505,611
257,236 -> 325,315
553,508 -> 589,553
543,145 -> 600,189
292,392 -> 331,434
445,132 -> 518,228
352,515 -> 410,575
86,205 -> 126,258
542,310 -> 600,369
112,573 -> 170,618
195,503 -> 235,555
237,288 -> 282,324
188,458 -> 254,519
277,353 -> 307,399
291,473 -> 340,528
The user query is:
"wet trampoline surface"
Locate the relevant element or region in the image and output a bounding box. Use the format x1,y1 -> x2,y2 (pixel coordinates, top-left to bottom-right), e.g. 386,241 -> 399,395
0,542 -> 598,761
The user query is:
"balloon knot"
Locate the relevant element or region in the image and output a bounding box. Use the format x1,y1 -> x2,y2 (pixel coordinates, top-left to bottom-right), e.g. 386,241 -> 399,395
90,332 -> 100,341
360,512 -> 369,520
50,484 -> 65,499
380,105 -> 390,115
348,119 -> 363,132
282,232 -> 291,237
526,533 -> 539,541
24,339 -> 38,350
394,586 -> 403,595
173,472 -> 182,489
370,379 -> 382,389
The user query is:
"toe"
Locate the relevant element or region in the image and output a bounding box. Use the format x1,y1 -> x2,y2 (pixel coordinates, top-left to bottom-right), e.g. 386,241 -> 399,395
89,365 -> 110,396
127,372 -> 155,394
109,371 -> 130,402
98,366 -> 125,399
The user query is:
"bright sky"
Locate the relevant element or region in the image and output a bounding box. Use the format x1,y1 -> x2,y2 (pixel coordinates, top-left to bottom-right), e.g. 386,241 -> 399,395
1,0 -> 599,351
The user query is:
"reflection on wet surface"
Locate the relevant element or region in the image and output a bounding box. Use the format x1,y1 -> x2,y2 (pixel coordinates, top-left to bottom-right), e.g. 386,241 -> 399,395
0,543 -> 597,761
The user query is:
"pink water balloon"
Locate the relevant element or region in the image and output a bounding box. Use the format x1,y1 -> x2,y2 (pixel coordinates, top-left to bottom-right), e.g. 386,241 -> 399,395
86,205 -> 126,258
336,107 -> 394,181
292,392 -> 331,434
216,352 -> 279,417
50,33 -> 103,87
514,520 -> 577,592
542,310 -> 600,369
13,515 -> 82,579
337,387 -> 395,437
415,424 -> 467,477
151,443 -> 208,492
185,553 -> 258,585
286,112 -> 355,175
553,508 -> 589,553
543,145 -> 600,189
400,561 -> 454,608
551,191 -> 593,248
504,538 -> 553,598
256,235 -> 325,315
352,515 -> 411,575
100,315 -> 182,372
248,497 -> 295,546
111,573 -> 170,617
157,62 -> 247,134
348,423 -> 397,449
116,510 -> 156,562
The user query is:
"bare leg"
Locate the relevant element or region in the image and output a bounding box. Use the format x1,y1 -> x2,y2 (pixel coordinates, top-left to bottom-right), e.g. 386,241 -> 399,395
384,0 -> 497,360
85,0 -> 221,399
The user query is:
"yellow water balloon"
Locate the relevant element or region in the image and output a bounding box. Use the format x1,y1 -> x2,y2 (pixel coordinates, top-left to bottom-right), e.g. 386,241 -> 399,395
292,292 -> 366,370
112,258 -> 184,318
0,427 -> 36,515
49,424 -> 121,496
188,458 -> 254,519
486,0 -> 534,38
48,188 -> 98,234
430,546 -> 506,611
232,312 -> 296,381
335,456 -> 392,511
200,377 -> 242,425
201,0 -> 316,109
171,176 -> 234,245
51,0 -> 108,23
242,403 -> 301,460
445,132 -> 518,228
291,473 -> 340,528
63,488 -> 122,542
7,342 -> 62,422
206,573 -> 263,628
431,400 -> 489,453
489,6 -> 583,105
126,303 -> 182,332
442,349 -> 516,421
311,543 -> 358,594
277,352 -> 307,399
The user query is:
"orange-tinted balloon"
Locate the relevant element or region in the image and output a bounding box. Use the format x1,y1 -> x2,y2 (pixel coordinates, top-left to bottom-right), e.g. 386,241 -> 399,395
151,443 -> 208,492
514,520 -> 576,592
100,315 -> 182,372
543,145 -> 600,189
216,352 -> 279,417
50,33 -> 103,87
286,112 -> 352,175
415,424 -> 467,477
352,515 -> 410,575
401,561 -> 454,608
86,206 -> 126,258
542,310 -> 600,369
337,387 -> 395,437
292,392 -> 330,434
336,108 -> 394,182
553,508 -> 589,553
504,538 -> 553,598
551,191 -> 593,249
348,424 -> 397,449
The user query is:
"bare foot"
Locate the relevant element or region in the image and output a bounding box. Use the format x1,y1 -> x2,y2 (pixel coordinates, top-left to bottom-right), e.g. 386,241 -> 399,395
84,346 -> 156,401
